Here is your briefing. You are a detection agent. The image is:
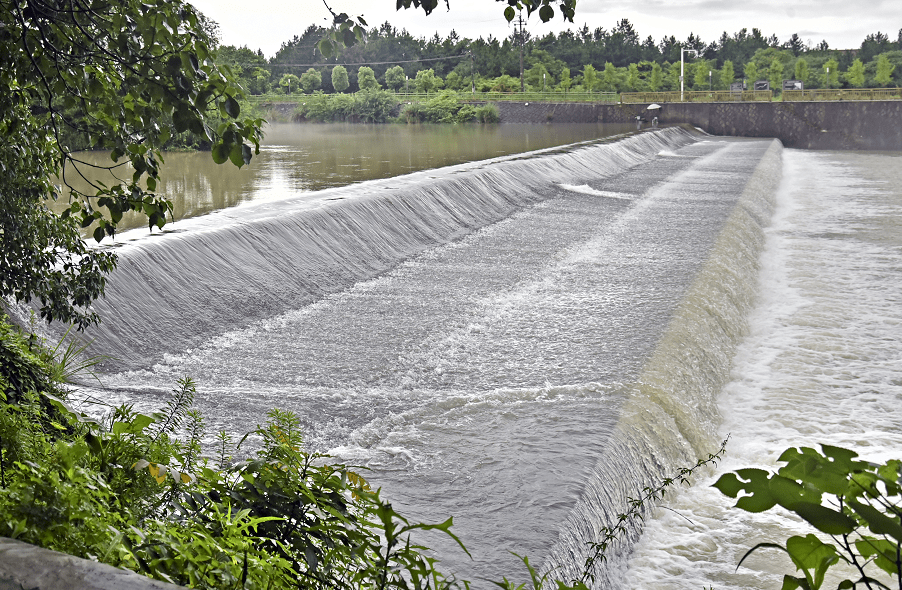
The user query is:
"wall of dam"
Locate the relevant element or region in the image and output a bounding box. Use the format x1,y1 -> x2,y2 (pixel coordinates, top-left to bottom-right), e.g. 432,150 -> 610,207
596,100 -> 900,150
262,99 -> 899,150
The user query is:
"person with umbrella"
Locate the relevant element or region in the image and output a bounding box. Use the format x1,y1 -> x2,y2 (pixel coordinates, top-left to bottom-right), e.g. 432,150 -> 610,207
647,103 -> 661,128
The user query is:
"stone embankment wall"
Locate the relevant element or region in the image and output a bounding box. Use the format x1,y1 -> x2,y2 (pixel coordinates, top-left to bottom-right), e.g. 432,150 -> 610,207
596,101 -> 902,150
260,99 -> 900,150
492,101 -> 602,124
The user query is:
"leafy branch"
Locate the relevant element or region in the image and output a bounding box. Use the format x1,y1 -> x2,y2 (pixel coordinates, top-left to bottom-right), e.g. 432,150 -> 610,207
715,444 -> 902,590
579,436 -> 730,585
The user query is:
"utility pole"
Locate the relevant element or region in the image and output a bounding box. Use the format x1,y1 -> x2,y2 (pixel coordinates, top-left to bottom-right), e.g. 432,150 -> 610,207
680,47 -> 698,102
470,51 -> 475,93
515,13 -> 526,92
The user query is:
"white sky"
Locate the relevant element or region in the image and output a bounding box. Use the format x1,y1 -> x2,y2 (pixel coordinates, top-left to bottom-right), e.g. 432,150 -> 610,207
188,0 -> 901,59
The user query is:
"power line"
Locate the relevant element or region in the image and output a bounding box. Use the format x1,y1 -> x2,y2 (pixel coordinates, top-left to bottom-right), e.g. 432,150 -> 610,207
245,54 -> 469,69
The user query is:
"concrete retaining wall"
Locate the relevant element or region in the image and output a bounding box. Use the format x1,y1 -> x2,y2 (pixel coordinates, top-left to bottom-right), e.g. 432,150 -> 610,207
262,99 -> 900,150
0,538 -> 182,590
493,101 -> 601,124
599,101 -> 902,150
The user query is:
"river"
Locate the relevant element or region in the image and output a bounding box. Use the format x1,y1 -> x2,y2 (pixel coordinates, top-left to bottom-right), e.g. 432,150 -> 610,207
56,124 -> 901,589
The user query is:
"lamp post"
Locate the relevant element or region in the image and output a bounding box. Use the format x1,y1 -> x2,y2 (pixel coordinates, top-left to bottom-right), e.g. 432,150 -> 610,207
543,72 -> 546,93
680,47 -> 698,102
709,70 -> 712,91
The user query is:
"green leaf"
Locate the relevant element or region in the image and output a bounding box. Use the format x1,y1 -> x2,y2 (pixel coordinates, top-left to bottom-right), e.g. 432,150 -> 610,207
848,499 -> 902,543
211,142 -> 229,164
229,143 -> 245,168
779,575 -> 808,590
318,38 -> 334,58
713,473 -> 745,497
785,534 -> 840,590
93,226 -> 105,242
504,6 -> 516,21
539,5 -> 554,21
793,502 -> 856,535
223,95 -> 240,118
855,537 -> 899,576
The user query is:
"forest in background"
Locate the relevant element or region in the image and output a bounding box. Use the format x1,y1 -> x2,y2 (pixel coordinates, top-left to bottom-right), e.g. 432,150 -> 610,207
214,21 -> 902,96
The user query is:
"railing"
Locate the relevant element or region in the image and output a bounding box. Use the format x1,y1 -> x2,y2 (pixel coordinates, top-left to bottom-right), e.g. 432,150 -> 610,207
244,91 -> 619,104
621,90 -> 773,103
782,88 -> 902,101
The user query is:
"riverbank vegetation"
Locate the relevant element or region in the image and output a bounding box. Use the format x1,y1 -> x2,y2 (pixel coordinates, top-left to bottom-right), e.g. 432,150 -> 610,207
216,24 -> 902,101
294,89 -> 500,124
0,315 -> 472,589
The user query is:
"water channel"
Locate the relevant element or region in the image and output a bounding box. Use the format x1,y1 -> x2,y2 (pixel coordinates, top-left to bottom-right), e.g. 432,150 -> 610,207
57,123 -> 902,588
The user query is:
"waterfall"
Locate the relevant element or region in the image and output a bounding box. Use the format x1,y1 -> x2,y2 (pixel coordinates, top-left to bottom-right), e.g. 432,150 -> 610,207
540,140 -> 783,587
78,128 -> 701,369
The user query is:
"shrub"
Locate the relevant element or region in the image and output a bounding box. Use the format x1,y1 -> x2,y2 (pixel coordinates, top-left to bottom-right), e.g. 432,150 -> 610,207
715,444 -> 902,589
475,103 -> 500,123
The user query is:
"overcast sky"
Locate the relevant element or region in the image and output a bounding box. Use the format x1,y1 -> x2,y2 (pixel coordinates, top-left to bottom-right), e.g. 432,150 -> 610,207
188,0 -> 900,59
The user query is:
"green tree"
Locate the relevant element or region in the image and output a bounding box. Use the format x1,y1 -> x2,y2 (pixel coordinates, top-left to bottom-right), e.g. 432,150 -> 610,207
384,65 -> 407,92
331,65 -> 350,93
845,58 -> 866,87
650,63 -> 663,91
357,66 -> 380,91
720,60 -> 735,89
0,0 -> 262,328
558,67 -> 573,92
249,68 -> 271,95
875,53 -> 896,85
794,58 -> 810,87
525,63 -> 551,90
299,68 -> 322,93
823,58 -> 840,88
768,58 -> 784,92
279,73 -> 300,94
694,59 -> 712,90
627,63 -> 641,91
414,68 -> 438,93
491,74 -> 520,92
582,64 -> 598,91
744,62 -> 760,86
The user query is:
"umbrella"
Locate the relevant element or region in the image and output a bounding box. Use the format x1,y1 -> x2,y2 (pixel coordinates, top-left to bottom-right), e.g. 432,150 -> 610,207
647,103 -> 661,110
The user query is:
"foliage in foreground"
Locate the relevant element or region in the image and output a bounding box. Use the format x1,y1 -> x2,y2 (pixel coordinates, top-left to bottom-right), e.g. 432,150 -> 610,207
1,0 -> 264,329
716,445 -> 902,590
0,318 -> 468,589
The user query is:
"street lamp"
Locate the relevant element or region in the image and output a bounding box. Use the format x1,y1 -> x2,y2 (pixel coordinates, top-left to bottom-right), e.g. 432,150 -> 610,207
681,47 -> 698,102
709,70 -> 712,91
543,72 -> 546,92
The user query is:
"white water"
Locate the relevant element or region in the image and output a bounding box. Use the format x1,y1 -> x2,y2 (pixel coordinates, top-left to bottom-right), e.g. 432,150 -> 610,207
59,129 -> 807,587
623,149 -> 902,589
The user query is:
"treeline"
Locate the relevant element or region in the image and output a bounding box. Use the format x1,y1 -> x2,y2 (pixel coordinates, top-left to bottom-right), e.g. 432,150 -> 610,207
216,22 -> 902,95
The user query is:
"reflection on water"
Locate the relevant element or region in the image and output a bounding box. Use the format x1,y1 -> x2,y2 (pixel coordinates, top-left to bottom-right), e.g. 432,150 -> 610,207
55,122 -> 634,233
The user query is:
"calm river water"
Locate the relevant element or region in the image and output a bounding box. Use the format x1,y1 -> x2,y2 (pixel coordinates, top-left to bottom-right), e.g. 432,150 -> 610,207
60,122 -> 634,232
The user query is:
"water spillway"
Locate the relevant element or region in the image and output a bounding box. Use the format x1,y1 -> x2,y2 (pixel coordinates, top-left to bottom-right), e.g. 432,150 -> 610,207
75,128 -> 785,587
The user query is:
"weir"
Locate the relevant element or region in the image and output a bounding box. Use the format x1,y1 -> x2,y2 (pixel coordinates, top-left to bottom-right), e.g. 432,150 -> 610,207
69,129 -> 785,588
81,127 -> 699,370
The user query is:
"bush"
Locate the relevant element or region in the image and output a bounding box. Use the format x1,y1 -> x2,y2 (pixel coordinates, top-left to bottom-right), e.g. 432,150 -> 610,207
474,103 -> 500,123
401,91 -> 482,124
297,90 -> 399,123
715,444 -> 902,589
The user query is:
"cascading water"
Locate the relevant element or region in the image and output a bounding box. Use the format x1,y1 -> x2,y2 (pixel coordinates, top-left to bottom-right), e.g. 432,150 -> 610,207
623,148 -> 902,589
59,128 -> 796,587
